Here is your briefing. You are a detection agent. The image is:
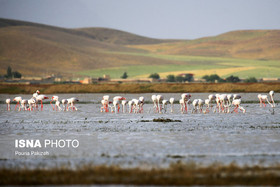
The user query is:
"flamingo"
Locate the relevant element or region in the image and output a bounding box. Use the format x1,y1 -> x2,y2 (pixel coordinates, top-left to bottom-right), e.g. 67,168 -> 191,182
197,99 -> 205,113
156,95 -> 164,113
113,96 -> 126,113
20,99 -> 28,111
122,100 -> 128,113
36,94 -> 49,111
67,97 -> 79,111
169,98 -> 175,113
28,98 -> 36,111
219,94 -> 230,113
61,99 -> 68,111
162,100 -> 169,113
139,96 -> 145,113
269,90 -> 276,107
204,99 -> 210,113
112,100 -> 120,113
101,95 -> 110,112
13,97 -> 22,111
128,100 -> 135,113
231,99 -> 246,113
50,96 -> 61,111
181,93 -> 191,113
192,99 -> 199,113
258,91 -> 274,108
131,99 -> 141,113
151,95 -> 158,113
208,94 -> 216,112
6,99 -> 11,111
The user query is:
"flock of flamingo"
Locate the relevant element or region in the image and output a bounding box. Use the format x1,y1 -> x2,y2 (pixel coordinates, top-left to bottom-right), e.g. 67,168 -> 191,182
5,90 -> 79,112
4,90 -> 276,114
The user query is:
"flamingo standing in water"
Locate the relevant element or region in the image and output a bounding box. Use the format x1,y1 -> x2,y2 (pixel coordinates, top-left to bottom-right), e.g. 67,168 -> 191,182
6,99 -> 11,111
67,97 -> 79,111
36,94 -> 49,111
20,99 -> 28,111
181,93 -> 191,113
162,100 -> 169,113
50,96 -> 62,111
139,96 -> 145,113
128,100 -> 134,113
192,99 -> 199,113
231,99 -> 246,113
151,95 -> 158,113
13,97 -> 22,111
169,97 -> 175,113
122,100 -> 128,113
101,95 -> 110,112
113,96 -> 126,113
61,99 -> 68,111
28,98 -> 36,111
258,91 -> 275,108
156,95 -> 164,113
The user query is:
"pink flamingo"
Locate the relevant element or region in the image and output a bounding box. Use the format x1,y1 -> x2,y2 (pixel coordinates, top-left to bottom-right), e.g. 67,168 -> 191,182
169,98 -> 175,113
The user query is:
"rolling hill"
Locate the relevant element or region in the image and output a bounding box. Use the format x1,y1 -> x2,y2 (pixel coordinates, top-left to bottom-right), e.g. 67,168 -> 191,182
0,18 -> 279,79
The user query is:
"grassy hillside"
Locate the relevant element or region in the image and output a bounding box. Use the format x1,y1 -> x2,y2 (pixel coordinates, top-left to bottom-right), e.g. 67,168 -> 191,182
0,18 -> 279,79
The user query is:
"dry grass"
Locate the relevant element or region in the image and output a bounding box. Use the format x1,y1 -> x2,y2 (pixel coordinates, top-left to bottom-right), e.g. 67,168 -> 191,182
0,163 -> 279,185
1,82 -> 280,94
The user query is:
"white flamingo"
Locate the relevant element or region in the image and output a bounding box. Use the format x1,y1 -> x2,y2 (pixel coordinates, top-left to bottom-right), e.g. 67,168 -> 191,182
156,95 -> 164,113
204,99 -> 210,113
231,99 -> 246,113
162,99 -> 169,113
36,94 -> 49,111
151,95 -> 158,113
139,96 -> 145,113
169,97 -> 175,113
122,100 -> 128,113
258,91 -> 274,108
13,96 -> 22,111
192,99 -> 199,113
61,99 -> 68,111
6,99 -> 11,111
50,96 -> 61,111
20,99 -> 28,111
197,99 -> 204,113
67,97 -> 79,111
181,93 -> 191,113
128,100 -> 135,113
28,98 -> 36,111
113,96 -> 126,113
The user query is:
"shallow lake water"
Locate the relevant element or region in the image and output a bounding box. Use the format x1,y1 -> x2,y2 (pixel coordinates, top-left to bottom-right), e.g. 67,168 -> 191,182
0,93 -> 279,169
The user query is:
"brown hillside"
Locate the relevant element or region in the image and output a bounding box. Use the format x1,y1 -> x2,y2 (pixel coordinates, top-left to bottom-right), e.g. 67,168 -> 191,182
132,30 -> 280,60
0,19 -> 178,76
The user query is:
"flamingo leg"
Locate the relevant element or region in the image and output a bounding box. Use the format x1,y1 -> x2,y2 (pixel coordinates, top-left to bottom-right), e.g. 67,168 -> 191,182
50,101 -> 55,110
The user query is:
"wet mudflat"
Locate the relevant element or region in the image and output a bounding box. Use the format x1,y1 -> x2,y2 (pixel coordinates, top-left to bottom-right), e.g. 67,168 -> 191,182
0,93 -> 279,170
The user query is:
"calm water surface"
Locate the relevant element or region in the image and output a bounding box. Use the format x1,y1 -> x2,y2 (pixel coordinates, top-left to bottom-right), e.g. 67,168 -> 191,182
0,93 -> 279,169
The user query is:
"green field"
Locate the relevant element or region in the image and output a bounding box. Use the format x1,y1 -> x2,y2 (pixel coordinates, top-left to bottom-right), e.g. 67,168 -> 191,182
78,52 -> 280,79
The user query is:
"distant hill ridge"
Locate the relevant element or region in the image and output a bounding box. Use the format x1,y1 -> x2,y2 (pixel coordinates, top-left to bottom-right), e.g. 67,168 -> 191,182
0,18 -> 279,77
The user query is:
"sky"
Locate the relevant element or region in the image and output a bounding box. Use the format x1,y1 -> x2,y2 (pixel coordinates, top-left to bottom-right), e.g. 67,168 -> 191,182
0,0 -> 279,39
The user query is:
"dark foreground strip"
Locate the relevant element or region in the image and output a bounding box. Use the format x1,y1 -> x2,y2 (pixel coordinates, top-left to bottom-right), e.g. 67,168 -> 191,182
1,163 -> 280,185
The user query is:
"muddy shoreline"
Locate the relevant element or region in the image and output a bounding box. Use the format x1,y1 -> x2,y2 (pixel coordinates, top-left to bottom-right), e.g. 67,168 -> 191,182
1,163 -> 280,185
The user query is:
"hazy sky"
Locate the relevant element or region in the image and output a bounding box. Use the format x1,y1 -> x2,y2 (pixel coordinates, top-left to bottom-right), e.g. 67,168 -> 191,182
0,0 -> 279,39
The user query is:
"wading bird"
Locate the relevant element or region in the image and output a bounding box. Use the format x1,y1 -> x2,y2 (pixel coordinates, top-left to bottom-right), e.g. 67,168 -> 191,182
6,98 -> 11,111
169,97 -> 175,113
13,96 -> 22,111
67,97 -> 79,111
231,99 -> 246,113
